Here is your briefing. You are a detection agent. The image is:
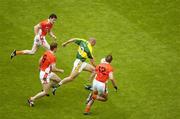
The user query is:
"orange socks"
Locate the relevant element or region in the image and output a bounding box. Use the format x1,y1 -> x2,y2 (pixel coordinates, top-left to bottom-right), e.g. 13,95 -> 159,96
85,105 -> 91,113
16,51 -> 24,55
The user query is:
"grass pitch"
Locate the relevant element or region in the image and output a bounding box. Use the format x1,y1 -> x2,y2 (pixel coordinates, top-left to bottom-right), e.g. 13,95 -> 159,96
0,0 -> 179,119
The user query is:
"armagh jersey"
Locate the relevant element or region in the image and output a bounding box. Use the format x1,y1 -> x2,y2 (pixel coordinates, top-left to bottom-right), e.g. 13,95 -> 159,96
40,51 -> 56,73
95,63 -> 113,83
74,38 -> 93,62
39,20 -> 53,36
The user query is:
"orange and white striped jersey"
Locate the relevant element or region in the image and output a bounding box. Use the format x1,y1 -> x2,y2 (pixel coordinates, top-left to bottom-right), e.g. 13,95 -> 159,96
39,19 -> 53,36
40,51 -> 56,73
95,62 -> 113,83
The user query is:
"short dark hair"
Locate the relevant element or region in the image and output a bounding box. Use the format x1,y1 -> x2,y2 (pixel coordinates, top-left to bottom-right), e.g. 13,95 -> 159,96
50,42 -> 58,51
49,13 -> 57,19
105,55 -> 113,63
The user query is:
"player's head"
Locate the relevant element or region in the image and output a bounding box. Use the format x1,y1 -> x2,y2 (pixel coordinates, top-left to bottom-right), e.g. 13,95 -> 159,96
49,13 -> 57,24
88,38 -> 96,46
105,55 -> 113,63
50,42 -> 58,52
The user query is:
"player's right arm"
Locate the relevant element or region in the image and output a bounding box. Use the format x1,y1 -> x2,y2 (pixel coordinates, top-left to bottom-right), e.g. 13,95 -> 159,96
62,38 -> 84,47
34,24 -> 41,36
109,72 -> 118,91
86,47 -> 96,67
51,63 -> 64,73
62,38 -> 77,47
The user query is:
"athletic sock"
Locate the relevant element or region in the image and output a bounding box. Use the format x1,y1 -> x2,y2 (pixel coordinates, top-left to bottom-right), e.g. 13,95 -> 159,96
16,51 -> 24,55
85,105 -> 91,113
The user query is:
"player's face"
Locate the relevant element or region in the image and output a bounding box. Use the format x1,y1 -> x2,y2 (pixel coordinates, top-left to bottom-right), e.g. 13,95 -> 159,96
91,40 -> 96,46
89,38 -> 96,46
50,18 -> 57,24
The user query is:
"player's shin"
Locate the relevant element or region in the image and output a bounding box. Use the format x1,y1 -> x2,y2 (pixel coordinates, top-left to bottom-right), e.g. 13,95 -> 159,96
84,99 -> 94,114
31,91 -> 47,101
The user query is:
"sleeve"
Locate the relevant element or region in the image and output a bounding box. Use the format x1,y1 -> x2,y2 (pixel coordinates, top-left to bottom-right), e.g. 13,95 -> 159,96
50,56 -> 56,64
74,38 -> 82,45
40,21 -> 45,27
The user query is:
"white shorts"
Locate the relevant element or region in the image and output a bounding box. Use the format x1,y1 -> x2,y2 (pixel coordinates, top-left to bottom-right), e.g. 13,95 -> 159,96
72,59 -> 87,73
92,79 -> 108,95
39,71 -> 55,84
33,35 -> 50,50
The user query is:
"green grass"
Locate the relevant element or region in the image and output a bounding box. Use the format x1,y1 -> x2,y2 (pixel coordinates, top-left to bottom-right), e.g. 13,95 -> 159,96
0,0 -> 179,119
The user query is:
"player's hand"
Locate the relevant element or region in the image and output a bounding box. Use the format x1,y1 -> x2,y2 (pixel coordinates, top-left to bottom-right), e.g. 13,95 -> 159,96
62,42 -> 67,47
114,86 -> 118,92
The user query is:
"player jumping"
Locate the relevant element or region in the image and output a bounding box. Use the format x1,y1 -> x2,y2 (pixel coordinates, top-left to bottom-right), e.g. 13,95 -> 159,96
84,55 -> 118,115
52,38 -> 96,95
11,13 -> 57,59
28,42 -> 64,107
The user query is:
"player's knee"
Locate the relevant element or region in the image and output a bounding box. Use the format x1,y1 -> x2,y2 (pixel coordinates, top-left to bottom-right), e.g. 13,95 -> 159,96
54,77 -> 61,83
57,78 -> 61,83
101,96 -> 108,102
30,50 -> 36,55
101,93 -> 108,101
44,91 -> 49,95
41,90 -> 48,96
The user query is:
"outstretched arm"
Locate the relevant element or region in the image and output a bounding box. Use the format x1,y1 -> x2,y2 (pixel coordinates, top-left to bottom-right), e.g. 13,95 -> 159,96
109,72 -> 118,91
49,30 -> 57,40
51,63 -> 64,73
62,38 -> 77,47
34,24 -> 41,36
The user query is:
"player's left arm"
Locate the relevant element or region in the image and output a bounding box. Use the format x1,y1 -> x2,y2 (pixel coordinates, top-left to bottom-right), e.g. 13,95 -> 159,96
109,72 -> 118,91
49,30 -> 57,40
51,63 -> 64,73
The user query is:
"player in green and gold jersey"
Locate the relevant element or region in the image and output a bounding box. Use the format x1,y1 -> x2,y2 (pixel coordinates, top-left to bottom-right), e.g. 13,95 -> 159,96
52,38 -> 96,95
